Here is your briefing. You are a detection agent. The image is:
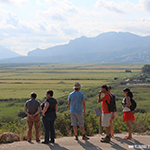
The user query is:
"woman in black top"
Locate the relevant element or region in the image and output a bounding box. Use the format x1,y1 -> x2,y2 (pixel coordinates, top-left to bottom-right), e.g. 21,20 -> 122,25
42,90 -> 58,144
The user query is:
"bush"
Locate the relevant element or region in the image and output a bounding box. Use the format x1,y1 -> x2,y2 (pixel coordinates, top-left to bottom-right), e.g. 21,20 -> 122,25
142,64 -> 150,74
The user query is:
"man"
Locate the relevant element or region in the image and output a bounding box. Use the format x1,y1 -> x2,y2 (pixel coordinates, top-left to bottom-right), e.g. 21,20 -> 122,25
108,85 -> 117,137
24,92 -> 41,142
98,84 -> 111,143
68,82 -> 89,140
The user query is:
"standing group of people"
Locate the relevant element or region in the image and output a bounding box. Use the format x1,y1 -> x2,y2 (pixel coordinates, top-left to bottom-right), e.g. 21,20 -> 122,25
98,84 -> 135,143
24,90 -> 58,144
24,82 -> 135,144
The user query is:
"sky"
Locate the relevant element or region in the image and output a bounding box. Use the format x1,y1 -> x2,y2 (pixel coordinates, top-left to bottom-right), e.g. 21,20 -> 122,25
0,0 -> 150,55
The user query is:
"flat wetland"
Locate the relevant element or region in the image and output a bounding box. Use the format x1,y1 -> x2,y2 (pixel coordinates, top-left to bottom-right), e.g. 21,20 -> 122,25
0,63 -> 149,116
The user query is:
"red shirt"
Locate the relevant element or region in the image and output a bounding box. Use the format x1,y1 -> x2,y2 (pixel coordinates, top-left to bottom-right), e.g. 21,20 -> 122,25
101,93 -> 111,114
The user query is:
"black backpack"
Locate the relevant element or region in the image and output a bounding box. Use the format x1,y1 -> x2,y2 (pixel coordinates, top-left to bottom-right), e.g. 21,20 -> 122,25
125,98 -> 137,111
105,93 -> 117,112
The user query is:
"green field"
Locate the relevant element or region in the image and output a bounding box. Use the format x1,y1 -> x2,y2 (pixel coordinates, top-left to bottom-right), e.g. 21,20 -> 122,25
0,63 -> 149,117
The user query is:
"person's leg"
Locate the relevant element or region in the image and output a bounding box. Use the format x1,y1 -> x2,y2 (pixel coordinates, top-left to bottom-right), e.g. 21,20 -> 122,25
42,117 -> 50,143
27,118 -> 33,142
70,113 -> 78,138
80,126 -> 85,135
34,116 -> 40,141
126,120 -> 132,139
49,120 -> 55,143
106,126 -> 111,137
73,125 -> 78,136
110,119 -> 114,137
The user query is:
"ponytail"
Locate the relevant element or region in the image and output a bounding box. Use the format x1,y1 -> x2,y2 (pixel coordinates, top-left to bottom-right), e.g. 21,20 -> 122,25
127,91 -> 133,98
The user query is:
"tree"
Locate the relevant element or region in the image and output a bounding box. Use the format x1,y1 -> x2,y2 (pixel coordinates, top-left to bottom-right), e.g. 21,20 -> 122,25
142,64 -> 150,74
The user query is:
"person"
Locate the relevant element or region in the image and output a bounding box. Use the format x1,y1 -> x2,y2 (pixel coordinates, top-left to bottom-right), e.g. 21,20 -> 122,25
122,88 -> 135,139
42,90 -> 58,144
68,82 -> 89,140
98,84 -> 111,143
24,92 -> 41,142
108,85 -> 117,137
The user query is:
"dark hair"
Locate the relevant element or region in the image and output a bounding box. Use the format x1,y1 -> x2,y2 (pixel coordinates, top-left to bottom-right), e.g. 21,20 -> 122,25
127,91 -> 133,98
123,87 -> 133,98
101,84 -> 108,91
107,85 -> 111,89
75,88 -> 79,91
31,92 -> 37,99
47,89 -> 53,96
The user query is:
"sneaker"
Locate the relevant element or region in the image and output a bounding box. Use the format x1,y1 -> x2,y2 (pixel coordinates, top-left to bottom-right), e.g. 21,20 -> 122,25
27,140 -> 31,142
42,141 -> 49,144
109,134 -> 112,138
82,135 -> 89,140
36,139 -> 40,142
100,136 -> 110,143
75,136 -> 78,140
49,140 -> 55,143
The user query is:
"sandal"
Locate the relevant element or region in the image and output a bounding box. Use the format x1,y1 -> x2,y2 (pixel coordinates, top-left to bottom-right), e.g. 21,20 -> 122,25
124,136 -> 132,139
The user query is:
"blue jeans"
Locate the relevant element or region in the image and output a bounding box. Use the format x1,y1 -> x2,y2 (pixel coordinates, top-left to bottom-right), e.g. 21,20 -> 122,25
42,113 -> 56,142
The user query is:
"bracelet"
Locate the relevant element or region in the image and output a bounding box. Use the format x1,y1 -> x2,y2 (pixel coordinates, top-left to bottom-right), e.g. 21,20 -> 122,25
98,94 -> 101,96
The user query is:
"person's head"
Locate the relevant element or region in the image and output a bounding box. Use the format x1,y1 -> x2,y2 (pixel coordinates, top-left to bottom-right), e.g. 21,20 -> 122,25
30,92 -> 37,99
101,84 -> 108,93
46,89 -> 53,98
123,87 -> 133,98
107,85 -> 111,92
73,82 -> 81,91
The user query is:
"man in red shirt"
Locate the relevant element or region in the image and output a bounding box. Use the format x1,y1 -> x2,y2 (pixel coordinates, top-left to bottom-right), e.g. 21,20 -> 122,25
98,84 -> 111,143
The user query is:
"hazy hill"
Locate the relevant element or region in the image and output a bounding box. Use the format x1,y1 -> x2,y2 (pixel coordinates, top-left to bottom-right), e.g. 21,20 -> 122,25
0,45 -> 21,59
1,32 -> 150,63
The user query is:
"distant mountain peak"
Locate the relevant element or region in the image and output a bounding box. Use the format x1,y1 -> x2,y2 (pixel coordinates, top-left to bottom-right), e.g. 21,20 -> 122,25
1,31 -> 150,63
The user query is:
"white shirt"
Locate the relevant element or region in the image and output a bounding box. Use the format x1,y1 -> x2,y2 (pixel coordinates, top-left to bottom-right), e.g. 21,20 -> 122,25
122,96 -> 131,112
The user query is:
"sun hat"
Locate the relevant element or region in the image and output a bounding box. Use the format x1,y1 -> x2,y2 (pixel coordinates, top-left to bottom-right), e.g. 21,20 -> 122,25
73,82 -> 81,89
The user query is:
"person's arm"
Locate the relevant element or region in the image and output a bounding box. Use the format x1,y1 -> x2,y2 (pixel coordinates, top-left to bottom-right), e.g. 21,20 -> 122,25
42,102 -> 49,117
124,96 -> 131,107
98,91 -> 103,103
24,106 -> 32,118
82,100 -> 86,116
68,101 -> 71,110
33,107 -> 41,117
55,104 -> 58,112
111,112 -> 115,119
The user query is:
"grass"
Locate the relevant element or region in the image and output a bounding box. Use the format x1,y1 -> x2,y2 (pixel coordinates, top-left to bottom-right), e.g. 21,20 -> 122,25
0,63 -> 149,117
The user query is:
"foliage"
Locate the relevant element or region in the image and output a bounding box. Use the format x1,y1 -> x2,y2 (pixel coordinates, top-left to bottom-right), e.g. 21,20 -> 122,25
142,64 -> 150,74
0,112 -> 150,141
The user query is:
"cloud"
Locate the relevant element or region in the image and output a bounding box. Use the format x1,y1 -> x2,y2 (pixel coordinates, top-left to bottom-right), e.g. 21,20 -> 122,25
0,0 -> 28,6
37,0 -> 78,22
140,0 -> 150,12
95,0 -> 128,13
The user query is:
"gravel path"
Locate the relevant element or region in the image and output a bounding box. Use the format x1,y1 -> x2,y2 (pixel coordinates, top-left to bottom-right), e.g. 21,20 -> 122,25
0,133 -> 150,150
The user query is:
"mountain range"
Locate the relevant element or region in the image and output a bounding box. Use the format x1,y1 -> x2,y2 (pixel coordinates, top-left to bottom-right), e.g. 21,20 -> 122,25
0,46 -> 21,60
0,32 -> 150,63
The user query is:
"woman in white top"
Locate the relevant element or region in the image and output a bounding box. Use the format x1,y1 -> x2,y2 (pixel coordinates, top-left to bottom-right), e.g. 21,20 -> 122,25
122,88 -> 135,139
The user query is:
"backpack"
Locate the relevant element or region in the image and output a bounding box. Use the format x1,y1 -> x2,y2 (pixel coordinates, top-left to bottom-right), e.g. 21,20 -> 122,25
125,98 -> 137,111
105,93 -> 117,112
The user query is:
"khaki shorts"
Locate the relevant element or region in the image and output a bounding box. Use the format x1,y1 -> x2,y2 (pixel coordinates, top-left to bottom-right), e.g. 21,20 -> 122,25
102,113 -> 111,127
70,112 -> 84,127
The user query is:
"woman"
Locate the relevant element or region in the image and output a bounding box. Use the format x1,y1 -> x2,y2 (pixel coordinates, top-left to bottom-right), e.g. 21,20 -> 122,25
42,90 -> 58,144
122,88 -> 135,139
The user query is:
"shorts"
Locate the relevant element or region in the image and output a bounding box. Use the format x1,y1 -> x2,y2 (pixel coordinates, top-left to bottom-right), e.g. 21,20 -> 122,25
102,113 -> 111,127
123,111 -> 135,122
70,112 -> 84,127
111,112 -> 117,120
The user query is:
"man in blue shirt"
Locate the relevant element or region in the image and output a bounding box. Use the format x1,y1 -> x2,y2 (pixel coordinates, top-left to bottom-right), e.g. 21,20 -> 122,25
68,82 -> 89,140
